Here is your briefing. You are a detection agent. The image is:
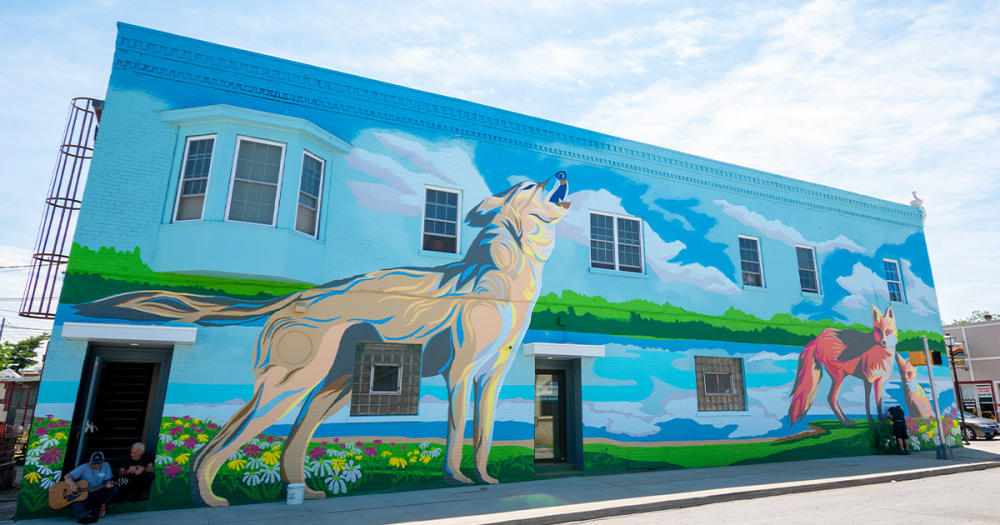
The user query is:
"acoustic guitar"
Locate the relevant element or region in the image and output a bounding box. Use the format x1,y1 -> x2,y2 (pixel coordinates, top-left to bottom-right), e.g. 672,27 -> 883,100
48,477 -> 129,509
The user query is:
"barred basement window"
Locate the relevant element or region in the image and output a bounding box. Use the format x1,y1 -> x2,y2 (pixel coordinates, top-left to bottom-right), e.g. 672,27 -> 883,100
173,135 -> 215,221
350,343 -> 420,416
695,356 -> 746,411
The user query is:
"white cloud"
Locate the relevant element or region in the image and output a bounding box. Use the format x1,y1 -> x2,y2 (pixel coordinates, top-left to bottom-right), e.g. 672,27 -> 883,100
559,189 -> 740,294
899,259 -> 940,317
836,260 -> 938,316
344,130 -> 490,216
714,199 -> 864,254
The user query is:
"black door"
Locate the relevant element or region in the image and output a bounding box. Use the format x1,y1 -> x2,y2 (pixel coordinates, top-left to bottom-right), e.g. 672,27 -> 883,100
534,369 -> 567,463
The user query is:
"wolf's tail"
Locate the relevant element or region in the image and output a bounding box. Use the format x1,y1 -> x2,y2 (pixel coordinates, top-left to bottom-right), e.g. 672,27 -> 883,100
788,339 -> 824,425
73,290 -> 301,326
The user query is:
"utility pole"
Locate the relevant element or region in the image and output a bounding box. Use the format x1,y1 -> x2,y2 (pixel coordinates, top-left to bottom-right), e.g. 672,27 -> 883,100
0,317 -> 5,341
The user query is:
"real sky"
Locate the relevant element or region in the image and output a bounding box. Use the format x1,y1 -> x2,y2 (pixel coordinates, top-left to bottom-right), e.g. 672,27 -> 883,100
1,0 -> 997,342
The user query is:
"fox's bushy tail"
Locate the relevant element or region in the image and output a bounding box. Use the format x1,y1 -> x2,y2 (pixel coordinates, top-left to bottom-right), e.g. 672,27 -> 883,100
73,290 -> 300,326
788,340 -> 823,425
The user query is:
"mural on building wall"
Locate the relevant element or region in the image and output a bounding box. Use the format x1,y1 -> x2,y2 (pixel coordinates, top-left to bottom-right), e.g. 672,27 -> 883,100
15,25 -> 961,518
72,172 -> 570,506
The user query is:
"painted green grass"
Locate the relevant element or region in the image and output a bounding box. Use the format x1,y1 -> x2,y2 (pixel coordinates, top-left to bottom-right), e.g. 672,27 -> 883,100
583,421 -> 884,474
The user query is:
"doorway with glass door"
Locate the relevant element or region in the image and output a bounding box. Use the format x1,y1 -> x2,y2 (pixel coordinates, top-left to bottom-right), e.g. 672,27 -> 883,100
534,358 -> 582,476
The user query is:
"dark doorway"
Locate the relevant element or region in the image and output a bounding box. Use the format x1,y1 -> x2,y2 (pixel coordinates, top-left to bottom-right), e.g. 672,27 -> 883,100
65,347 -> 171,472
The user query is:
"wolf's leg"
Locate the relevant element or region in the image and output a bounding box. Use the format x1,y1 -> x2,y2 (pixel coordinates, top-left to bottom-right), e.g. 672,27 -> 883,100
190,368 -> 320,507
443,374 -> 474,485
872,375 -> 888,422
472,346 -> 515,484
281,379 -> 351,499
827,373 -> 853,425
863,380 -> 874,426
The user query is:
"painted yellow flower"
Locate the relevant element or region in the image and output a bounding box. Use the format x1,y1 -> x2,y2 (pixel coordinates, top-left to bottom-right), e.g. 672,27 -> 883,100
192,418 -> 202,425
381,451 -> 393,457
24,471 -> 41,484
197,433 -> 210,443
261,450 -> 280,465
331,457 -> 347,471
227,458 -> 247,471
54,432 -> 68,441
420,455 -> 431,464
389,457 -> 407,469
175,453 -> 191,464
173,419 -> 184,426
408,450 -> 418,457
178,434 -> 190,441
354,455 -> 362,460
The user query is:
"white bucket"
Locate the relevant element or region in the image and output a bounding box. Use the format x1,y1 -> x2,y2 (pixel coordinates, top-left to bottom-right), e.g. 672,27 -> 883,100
286,483 -> 306,505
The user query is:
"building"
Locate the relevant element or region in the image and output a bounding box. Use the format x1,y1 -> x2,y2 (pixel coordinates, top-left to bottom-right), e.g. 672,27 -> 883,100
17,24 -> 959,518
943,317 -> 1000,420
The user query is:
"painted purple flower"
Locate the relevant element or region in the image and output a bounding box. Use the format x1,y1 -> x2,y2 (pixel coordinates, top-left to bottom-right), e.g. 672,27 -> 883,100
308,447 -> 326,460
401,445 -> 407,451
243,444 -> 263,457
165,443 -> 175,453
45,414 -> 54,419
164,463 -> 183,478
35,427 -> 48,436
182,416 -> 192,421
373,439 -> 383,444
40,447 -> 63,466
340,443 -> 347,449
206,423 -> 218,430
191,426 -> 203,434
332,438 -> 339,443
266,436 -> 275,443
183,437 -> 199,449
169,426 -> 183,436
364,447 -> 377,457
390,442 -> 395,447
321,441 -> 328,447
48,420 -> 61,428
355,441 -> 363,448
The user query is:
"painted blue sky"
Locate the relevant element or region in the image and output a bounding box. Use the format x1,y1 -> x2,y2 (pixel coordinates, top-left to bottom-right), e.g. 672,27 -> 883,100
2,1 -> 999,341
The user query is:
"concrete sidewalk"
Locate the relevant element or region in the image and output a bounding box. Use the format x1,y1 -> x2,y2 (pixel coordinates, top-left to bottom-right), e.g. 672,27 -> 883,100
15,444 -> 1000,525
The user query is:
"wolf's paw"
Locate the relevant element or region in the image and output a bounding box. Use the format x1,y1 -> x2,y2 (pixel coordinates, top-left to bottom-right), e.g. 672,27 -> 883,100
443,471 -> 475,485
305,487 -> 326,499
475,471 -> 499,484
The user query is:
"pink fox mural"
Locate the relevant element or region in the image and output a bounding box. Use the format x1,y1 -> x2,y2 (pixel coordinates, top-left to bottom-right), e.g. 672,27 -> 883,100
788,305 -> 898,426
76,172 -> 571,507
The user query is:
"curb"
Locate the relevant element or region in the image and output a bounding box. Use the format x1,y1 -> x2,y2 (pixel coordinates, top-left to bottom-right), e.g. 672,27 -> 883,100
449,461 -> 1000,525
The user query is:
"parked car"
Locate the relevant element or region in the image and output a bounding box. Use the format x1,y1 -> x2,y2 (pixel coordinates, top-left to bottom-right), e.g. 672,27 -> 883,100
961,412 -> 999,440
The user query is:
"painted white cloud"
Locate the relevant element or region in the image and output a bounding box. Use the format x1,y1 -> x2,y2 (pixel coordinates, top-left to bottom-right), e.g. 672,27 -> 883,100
344,130 -> 490,216
714,199 -> 864,254
836,260 -> 938,316
559,189 -> 739,294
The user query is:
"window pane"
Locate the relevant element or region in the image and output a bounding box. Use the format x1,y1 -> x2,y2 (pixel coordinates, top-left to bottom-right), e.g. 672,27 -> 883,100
590,214 -> 614,242
236,140 -> 282,183
423,189 -> 459,253
176,196 -> 204,221
296,206 -> 317,236
371,364 -> 400,393
799,270 -> 818,293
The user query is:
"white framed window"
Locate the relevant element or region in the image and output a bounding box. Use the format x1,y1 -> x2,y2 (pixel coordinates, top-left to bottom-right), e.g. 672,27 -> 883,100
173,135 -> 215,221
369,363 -> 402,394
295,151 -> 324,236
422,187 -> 461,253
883,259 -> 906,303
738,236 -> 763,287
226,136 -> 285,226
590,212 -> 644,273
695,356 -> 746,411
796,246 -> 819,293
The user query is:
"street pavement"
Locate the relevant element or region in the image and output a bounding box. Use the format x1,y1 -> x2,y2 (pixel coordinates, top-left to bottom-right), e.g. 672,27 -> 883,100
9,442 -> 1000,525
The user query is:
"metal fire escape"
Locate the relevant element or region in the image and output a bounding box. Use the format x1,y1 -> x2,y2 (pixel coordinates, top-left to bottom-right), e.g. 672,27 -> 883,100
19,97 -> 103,319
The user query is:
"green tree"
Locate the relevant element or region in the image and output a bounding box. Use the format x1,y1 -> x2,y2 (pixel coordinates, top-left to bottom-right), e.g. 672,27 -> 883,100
0,334 -> 48,373
950,310 -> 996,325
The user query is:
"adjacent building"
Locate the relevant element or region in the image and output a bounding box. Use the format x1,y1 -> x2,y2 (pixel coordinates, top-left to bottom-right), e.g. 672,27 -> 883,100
943,317 -> 1000,420
17,23 -> 959,518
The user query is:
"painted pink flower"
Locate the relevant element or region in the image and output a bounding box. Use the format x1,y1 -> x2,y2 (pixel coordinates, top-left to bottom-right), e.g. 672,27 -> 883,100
364,447 -> 377,457
243,444 -> 263,457
40,447 -> 63,466
308,447 -> 326,460
164,463 -> 183,478
206,423 -> 218,430
182,416 -> 191,421
373,439 -> 383,444
390,442 -> 395,447
169,426 -> 183,436
321,441 -> 328,446
266,436 -> 275,443
45,414 -> 54,419
401,445 -> 407,451
340,443 -> 347,449
332,438 -> 339,443
183,437 -> 199,449
191,426 -> 203,434
48,420 -> 61,428
36,427 -> 48,436
355,441 -> 363,448
165,443 -> 175,453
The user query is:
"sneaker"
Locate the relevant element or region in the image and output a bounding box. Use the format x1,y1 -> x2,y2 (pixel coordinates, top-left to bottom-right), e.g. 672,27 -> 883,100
79,516 -> 97,524
98,504 -> 106,518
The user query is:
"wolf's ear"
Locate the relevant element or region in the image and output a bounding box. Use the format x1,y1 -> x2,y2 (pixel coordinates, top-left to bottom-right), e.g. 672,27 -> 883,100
885,306 -> 894,320
466,183 -> 522,227
871,304 -> 883,327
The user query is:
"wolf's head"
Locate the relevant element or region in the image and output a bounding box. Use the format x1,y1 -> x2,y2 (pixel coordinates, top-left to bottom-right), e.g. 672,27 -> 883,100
871,305 -> 897,349
465,172 -> 571,264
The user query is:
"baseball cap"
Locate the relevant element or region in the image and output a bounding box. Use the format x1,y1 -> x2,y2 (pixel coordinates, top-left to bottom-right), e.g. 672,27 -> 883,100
90,451 -> 104,465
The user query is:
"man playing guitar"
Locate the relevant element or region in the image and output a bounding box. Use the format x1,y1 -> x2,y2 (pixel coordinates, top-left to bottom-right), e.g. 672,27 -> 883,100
62,451 -> 118,523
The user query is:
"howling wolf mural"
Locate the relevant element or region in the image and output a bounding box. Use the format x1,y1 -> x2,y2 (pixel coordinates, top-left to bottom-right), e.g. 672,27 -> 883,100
76,172 -> 571,507
788,305 -> 898,426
